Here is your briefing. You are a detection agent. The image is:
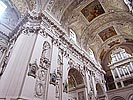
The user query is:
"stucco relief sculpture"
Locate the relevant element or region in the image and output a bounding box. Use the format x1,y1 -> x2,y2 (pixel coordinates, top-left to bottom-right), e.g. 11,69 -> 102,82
37,69 -> 47,81
68,59 -> 75,68
34,41 -> 52,98
57,55 -> 63,75
63,79 -> 68,93
35,82 -> 44,97
50,71 -> 57,86
28,60 -> 39,78
38,28 -> 47,38
39,41 -> 51,69
35,69 -> 47,98
34,69 -> 47,98
40,57 -> 50,69
46,0 -> 55,11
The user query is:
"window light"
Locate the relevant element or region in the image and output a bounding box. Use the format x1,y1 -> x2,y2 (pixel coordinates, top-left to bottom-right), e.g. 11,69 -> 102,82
0,1 -> 7,16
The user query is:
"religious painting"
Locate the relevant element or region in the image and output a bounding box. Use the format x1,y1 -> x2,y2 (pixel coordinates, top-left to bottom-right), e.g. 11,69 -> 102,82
78,91 -> 85,100
81,0 -> 105,22
98,26 -> 117,41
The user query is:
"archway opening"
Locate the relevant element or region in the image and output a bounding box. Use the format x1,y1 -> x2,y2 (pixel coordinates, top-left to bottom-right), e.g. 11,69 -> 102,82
96,83 -> 105,100
67,68 -> 85,100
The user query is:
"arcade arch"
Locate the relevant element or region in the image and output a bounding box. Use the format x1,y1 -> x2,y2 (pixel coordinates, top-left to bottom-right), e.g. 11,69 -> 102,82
68,68 -> 86,100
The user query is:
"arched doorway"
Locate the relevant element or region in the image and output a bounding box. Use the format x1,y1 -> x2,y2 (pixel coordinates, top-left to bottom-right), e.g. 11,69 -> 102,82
96,83 -> 105,100
68,68 -> 85,100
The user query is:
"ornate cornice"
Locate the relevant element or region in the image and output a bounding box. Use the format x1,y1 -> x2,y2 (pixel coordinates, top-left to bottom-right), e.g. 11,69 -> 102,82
10,12 -> 104,73
38,13 -> 103,73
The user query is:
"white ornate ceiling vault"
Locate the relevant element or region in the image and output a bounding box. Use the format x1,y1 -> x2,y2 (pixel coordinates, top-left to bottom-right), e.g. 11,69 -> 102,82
8,0 -> 133,71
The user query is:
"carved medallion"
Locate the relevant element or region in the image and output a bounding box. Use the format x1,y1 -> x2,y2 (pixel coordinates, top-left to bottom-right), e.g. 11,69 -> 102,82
38,69 -> 47,81
35,83 -> 44,97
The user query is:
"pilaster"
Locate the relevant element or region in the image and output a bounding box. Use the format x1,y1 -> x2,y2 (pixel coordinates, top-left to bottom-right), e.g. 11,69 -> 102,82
0,12 -> 42,100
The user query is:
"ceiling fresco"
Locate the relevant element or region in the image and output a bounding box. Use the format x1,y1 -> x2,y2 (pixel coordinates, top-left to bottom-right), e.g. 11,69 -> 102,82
81,0 -> 105,22
98,26 -> 117,41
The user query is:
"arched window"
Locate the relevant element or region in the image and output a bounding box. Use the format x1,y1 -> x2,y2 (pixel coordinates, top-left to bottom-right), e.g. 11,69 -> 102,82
69,29 -> 77,43
108,47 -> 133,89
110,47 -> 131,64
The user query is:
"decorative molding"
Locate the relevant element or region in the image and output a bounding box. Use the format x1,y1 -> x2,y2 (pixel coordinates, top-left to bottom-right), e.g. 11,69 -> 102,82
38,29 -> 47,38
35,82 -> 44,97
34,67 -> 47,98
12,12 -> 103,79
37,69 -> 47,81
52,39 -> 61,47
39,57 -> 50,69
68,58 -> 75,68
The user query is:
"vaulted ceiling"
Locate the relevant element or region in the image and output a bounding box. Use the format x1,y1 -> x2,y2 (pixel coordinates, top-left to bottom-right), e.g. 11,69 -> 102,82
6,0 -> 133,71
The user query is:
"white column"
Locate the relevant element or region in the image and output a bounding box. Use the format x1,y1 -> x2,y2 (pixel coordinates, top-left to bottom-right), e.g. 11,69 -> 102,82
116,68 -> 121,79
0,28 -> 38,99
91,73 -> 97,100
84,71 -> 89,100
115,68 -> 124,87
125,65 -> 131,76
111,69 -> 116,80
130,62 -> 133,72
111,69 -> 118,89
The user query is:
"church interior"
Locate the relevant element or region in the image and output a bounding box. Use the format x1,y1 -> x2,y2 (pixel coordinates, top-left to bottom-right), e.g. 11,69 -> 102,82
0,0 -> 133,100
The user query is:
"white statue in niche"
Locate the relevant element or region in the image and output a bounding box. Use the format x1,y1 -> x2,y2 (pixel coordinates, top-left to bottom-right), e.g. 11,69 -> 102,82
124,0 -> 133,13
